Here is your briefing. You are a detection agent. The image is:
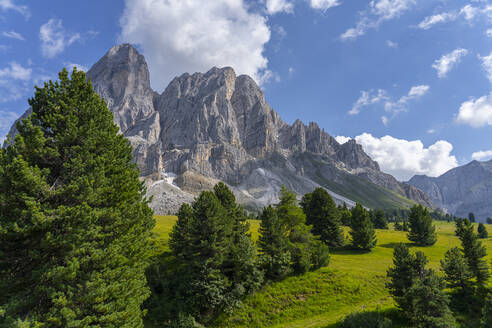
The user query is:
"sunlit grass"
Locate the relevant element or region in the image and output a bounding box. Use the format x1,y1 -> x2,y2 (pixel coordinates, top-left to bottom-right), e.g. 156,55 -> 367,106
150,216 -> 492,328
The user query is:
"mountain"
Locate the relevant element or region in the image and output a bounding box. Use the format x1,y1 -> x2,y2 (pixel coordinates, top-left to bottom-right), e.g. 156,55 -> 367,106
4,44 -> 432,213
408,160 -> 492,221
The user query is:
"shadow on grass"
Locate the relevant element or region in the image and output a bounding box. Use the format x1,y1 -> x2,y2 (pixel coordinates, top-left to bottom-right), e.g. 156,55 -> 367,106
322,308 -> 410,328
330,247 -> 373,256
377,242 -> 419,249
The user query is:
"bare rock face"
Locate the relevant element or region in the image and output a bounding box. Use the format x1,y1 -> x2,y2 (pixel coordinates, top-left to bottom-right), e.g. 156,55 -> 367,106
6,44 -> 434,213
408,160 -> 492,221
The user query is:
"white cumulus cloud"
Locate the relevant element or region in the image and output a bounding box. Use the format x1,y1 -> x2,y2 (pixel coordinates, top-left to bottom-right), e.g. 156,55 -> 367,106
432,48 -> 469,78
265,0 -> 293,14
39,19 -> 80,58
456,92 -> 492,127
472,150 -> 492,161
310,0 -> 341,11
337,133 -> 458,180
341,0 -> 416,40
119,0 -> 272,91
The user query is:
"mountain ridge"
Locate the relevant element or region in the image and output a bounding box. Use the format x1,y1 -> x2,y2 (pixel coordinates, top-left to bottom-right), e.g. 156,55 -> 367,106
5,44 -> 433,213
408,159 -> 492,221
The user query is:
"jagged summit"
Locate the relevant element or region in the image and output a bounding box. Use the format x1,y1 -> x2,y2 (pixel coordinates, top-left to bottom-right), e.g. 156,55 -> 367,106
7,44 -> 433,213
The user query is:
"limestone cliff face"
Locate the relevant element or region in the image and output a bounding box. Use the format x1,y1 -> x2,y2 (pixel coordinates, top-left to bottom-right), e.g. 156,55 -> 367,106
408,160 -> 492,221
6,44 -> 433,213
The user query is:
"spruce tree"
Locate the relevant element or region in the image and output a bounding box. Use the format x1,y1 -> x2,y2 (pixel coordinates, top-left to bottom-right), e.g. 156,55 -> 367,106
405,270 -> 457,328
276,186 -> 330,274
167,186 -> 262,324
407,205 -> 437,246
386,244 -> 427,312
478,223 -> 488,239
455,218 -> 465,237
258,206 -> 291,280
301,187 -> 344,247
340,203 -> 352,226
0,69 -> 155,327
370,208 -> 388,229
349,203 -> 377,251
469,212 -> 476,223
387,245 -> 455,327
213,183 -> 262,297
459,219 -> 489,286
440,247 -> 473,294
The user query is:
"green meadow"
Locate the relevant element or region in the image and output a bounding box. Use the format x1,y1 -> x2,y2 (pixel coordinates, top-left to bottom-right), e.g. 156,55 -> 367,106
151,216 -> 492,328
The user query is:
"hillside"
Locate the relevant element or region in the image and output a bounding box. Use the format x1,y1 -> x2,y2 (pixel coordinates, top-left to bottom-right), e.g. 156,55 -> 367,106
408,159 -> 492,221
6,44 -> 433,213
149,216 -> 492,328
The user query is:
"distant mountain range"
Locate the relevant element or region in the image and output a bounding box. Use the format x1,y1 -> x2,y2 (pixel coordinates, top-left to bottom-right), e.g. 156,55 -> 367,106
5,44 -> 434,213
408,160 -> 492,221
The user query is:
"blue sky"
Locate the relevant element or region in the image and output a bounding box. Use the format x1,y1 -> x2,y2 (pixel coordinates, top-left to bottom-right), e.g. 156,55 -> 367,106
0,0 -> 491,181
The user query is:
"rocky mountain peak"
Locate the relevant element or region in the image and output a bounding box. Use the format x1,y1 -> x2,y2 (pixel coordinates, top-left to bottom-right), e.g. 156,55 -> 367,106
6,44 -> 434,213
87,44 -> 155,133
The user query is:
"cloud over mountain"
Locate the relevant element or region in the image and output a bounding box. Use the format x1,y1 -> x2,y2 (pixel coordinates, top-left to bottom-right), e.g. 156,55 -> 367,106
337,133 -> 458,181
119,0 -> 272,91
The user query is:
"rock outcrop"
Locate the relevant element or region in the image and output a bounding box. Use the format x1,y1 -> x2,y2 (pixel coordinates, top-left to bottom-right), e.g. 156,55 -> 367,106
408,160 -> 492,221
6,44 -> 433,213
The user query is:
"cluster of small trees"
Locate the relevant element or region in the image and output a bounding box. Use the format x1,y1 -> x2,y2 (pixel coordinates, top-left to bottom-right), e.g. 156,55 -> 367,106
301,188 -> 380,251
146,185 -> 333,327
386,218 -> 491,327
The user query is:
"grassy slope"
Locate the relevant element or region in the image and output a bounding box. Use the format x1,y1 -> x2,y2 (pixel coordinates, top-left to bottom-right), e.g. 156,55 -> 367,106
151,216 -> 492,328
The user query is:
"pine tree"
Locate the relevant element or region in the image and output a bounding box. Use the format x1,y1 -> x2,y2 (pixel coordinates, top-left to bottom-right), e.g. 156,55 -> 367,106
386,244 -> 427,312
455,218 -> 465,237
276,186 -> 330,274
405,270 -> 457,328
340,203 -> 352,226
440,247 -> 473,293
478,223 -> 488,239
167,186 -> 262,324
407,205 -> 437,246
469,212 -> 476,223
387,245 -> 455,327
213,183 -> 263,297
0,69 -> 155,327
459,219 -> 489,286
370,208 -> 388,229
258,206 -> 291,280
349,203 -> 377,251
301,187 -> 344,247
487,217 -> 492,225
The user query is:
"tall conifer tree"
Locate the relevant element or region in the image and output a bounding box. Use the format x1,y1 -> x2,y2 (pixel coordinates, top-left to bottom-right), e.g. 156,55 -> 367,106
407,205 -> 437,246
349,203 -> 377,251
0,69 -> 155,327
301,187 -> 344,247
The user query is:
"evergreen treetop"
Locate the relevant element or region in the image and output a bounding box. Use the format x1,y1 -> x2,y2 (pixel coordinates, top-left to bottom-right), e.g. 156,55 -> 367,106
301,187 -> 344,247
407,205 -> 437,246
349,203 -> 377,251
